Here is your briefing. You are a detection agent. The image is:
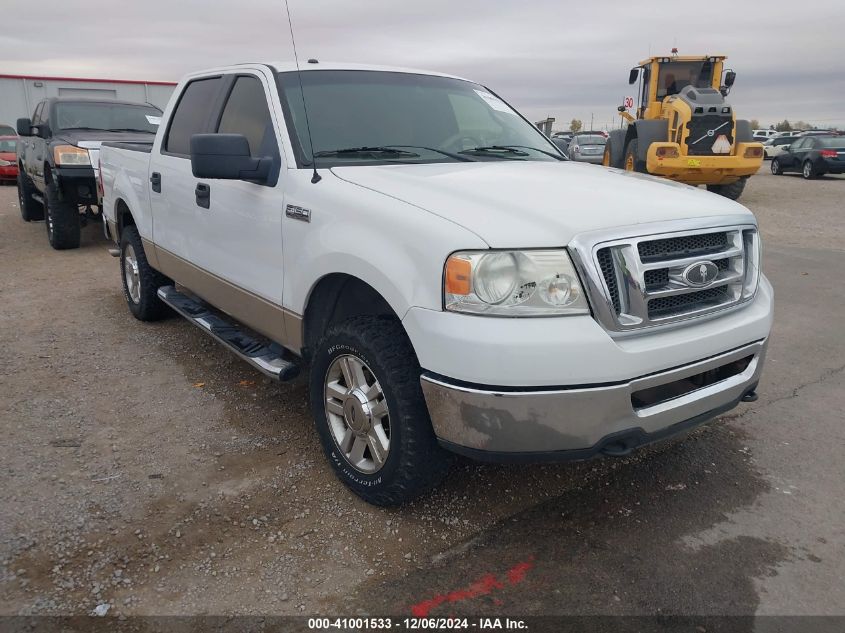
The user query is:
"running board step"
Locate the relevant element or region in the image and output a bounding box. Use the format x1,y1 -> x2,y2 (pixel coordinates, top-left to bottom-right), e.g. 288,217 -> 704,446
157,285 -> 300,381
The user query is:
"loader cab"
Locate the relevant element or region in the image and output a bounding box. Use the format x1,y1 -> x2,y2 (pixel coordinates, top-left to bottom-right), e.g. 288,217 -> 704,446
629,55 -> 726,120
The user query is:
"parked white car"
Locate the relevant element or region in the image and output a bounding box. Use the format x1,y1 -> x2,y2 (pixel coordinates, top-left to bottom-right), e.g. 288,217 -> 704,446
752,129 -> 778,141
763,136 -> 795,159
100,62 -> 772,505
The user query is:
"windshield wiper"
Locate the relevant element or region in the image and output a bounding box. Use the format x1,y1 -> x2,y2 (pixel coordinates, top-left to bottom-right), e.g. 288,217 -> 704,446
382,145 -> 474,162
313,146 -> 421,158
499,145 -> 567,160
459,145 -> 566,160
458,146 -> 530,159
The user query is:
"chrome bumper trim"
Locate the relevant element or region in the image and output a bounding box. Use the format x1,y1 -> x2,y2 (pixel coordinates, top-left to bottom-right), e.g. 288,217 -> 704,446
420,339 -> 767,455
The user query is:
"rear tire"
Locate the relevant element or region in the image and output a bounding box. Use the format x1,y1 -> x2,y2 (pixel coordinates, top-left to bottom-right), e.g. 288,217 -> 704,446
707,177 -> 748,201
309,315 -> 451,506
771,159 -> 783,175
624,139 -> 647,173
802,161 -> 817,180
120,225 -> 171,321
17,171 -> 44,222
44,178 -> 80,250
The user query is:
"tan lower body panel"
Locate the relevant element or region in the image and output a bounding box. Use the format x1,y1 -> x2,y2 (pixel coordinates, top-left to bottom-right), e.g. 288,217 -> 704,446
152,245 -> 303,353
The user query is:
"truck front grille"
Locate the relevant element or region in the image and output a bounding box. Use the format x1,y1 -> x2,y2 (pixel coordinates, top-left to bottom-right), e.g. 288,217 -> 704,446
570,221 -> 760,333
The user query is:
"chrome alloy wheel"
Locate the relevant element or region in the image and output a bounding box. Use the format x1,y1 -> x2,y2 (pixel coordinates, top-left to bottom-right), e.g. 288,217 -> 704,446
324,354 -> 390,474
123,243 -> 141,304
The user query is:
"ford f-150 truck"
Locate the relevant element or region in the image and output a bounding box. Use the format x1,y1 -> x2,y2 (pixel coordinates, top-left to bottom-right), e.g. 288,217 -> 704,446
99,62 -> 772,505
16,97 -> 161,249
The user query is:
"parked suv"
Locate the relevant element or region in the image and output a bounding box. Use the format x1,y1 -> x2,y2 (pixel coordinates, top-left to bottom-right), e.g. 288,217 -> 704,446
100,62 -> 772,505
16,98 -> 162,249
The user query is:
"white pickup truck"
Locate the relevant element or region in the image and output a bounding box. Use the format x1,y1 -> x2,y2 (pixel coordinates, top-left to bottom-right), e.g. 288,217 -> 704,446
99,62 -> 772,505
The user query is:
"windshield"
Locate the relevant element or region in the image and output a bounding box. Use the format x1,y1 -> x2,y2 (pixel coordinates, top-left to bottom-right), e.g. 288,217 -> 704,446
0,139 -> 16,152
656,61 -> 715,98
819,137 -> 845,148
54,102 -> 162,132
278,70 -> 562,166
574,135 -> 606,145
0,124 -> 15,136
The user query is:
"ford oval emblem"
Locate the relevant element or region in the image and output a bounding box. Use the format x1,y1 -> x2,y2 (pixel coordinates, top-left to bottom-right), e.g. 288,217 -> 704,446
682,260 -> 719,287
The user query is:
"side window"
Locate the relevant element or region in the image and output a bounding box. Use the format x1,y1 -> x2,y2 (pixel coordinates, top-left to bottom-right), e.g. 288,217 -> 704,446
216,76 -> 275,157
164,77 -> 222,155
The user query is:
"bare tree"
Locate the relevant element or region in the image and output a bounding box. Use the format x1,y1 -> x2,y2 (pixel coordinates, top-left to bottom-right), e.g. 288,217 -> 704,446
774,119 -> 792,132
569,119 -> 582,133
749,119 -> 761,129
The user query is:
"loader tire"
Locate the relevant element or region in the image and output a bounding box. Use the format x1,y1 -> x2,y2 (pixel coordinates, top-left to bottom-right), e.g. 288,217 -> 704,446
624,139 -> 647,173
707,177 -> 748,201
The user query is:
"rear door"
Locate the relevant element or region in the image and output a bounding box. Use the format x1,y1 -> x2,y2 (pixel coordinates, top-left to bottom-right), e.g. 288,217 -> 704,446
148,76 -> 224,262
789,137 -> 813,171
780,138 -> 806,170
188,71 -> 286,332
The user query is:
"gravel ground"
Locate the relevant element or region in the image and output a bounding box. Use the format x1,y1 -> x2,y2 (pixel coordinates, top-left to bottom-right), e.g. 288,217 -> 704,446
1,167 -> 843,618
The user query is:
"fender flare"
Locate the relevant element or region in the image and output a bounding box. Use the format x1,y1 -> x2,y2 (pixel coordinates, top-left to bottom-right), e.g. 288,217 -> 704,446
627,120 -> 670,160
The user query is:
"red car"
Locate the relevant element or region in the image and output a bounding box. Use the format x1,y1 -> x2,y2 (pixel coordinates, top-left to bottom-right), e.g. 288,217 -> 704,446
0,136 -> 18,183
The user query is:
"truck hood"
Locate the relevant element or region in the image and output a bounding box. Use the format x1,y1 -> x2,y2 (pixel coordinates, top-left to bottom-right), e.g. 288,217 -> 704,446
331,161 -> 755,247
54,130 -> 157,147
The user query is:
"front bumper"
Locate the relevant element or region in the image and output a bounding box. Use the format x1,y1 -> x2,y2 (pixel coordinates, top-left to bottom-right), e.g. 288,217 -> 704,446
646,142 -> 763,184
55,166 -> 98,205
422,338 -> 766,460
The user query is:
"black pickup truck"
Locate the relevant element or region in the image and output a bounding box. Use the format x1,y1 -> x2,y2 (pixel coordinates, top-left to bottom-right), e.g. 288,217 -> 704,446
16,98 -> 162,249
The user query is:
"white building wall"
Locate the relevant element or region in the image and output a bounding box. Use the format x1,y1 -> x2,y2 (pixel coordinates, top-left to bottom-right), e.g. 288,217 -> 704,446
0,76 -> 176,128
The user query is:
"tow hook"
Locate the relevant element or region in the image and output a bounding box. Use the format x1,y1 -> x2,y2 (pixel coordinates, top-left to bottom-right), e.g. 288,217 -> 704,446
741,390 -> 758,403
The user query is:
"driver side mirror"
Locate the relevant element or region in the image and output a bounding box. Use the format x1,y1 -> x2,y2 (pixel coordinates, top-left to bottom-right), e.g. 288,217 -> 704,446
628,68 -> 640,85
724,71 -> 736,87
190,134 -> 272,183
16,117 -> 32,137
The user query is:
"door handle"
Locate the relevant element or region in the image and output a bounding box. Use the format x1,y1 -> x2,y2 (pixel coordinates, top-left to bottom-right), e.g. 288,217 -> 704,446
195,183 -> 210,209
150,172 -> 161,193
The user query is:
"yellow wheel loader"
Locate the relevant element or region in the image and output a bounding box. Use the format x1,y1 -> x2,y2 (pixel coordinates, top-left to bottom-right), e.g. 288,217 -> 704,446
603,53 -> 764,200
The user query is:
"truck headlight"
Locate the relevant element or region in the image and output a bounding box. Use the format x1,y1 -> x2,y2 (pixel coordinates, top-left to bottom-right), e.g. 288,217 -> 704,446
444,250 -> 590,316
53,145 -> 91,166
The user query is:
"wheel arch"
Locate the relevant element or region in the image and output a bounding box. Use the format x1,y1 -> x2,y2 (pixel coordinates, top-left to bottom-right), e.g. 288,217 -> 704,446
114,198 -> 135,240
301,273 -> 402,361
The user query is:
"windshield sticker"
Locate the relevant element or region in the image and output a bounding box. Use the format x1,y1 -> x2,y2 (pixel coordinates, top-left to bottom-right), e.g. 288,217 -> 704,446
145,115 -> 162,125
473,90 -> 515,114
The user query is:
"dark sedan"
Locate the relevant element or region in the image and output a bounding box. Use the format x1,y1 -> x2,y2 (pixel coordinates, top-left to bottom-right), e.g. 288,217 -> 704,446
771,136 -> 845,179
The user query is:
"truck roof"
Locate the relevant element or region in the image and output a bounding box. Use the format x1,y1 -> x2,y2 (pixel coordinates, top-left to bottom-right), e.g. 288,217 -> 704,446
186,61 -> 472,83
637,54 -> 727,65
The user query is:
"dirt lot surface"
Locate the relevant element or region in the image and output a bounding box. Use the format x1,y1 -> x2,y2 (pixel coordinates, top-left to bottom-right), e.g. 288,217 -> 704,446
1,167 -> 844,619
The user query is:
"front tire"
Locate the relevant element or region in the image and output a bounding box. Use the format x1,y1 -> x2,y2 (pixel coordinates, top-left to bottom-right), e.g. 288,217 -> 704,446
771,159 -> 783,175
624,139 -> 647,173
120,225 -> 171,321
309,315 -> 451,506
706,177 -> 748,201
45,178 -> 81,250
17,171 -> 44,222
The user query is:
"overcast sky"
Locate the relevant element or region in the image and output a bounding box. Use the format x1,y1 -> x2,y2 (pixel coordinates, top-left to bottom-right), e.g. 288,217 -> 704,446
3,0 -> 844,130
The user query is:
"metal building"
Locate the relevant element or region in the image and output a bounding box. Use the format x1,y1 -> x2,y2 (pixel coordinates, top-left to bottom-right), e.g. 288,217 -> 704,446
0,74 -> 176,128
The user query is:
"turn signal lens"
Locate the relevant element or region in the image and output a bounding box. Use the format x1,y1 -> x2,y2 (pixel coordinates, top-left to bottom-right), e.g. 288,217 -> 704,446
445,255 -> 472,296
655,146 -> 679,159
53,145 -> 91,166
744,146 -> 764,158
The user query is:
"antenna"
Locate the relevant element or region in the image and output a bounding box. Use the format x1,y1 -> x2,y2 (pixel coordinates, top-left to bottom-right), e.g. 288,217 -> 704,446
283,0 -> 321,184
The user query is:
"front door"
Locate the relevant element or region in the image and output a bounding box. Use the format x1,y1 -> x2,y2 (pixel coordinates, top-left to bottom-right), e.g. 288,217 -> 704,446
187,71 -> 286,342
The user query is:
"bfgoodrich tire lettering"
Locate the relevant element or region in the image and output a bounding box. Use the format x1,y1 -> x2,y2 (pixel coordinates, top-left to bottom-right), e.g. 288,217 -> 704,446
309,316 -> 451,506
120,225 -> 171,321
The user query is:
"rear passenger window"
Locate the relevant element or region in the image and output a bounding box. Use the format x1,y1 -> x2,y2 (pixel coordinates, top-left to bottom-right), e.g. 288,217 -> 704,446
165,77 -> 222,155
217,76 -> 275,157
